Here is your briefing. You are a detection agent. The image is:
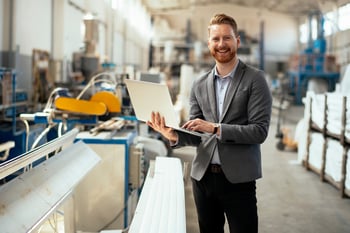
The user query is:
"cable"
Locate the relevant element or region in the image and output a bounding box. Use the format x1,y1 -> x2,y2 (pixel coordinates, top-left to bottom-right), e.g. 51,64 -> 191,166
21,119 -> 30,152
76,72 -> 117,99
30,123 -> 57,151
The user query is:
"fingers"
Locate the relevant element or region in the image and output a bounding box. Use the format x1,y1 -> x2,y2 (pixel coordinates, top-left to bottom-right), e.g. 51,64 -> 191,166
182,118 -> 214,133
183,118 -> 202,128
155,112 -> 162,126
154,112 -> 163,128
147,111 -> 164,130
182,119 -> 196,130
147,112 -> 178,141
160,115 -> 166,127
182,118 -> 196,128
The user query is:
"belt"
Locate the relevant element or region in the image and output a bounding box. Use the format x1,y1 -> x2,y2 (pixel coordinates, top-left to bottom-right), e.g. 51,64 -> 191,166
208,164 -> 223,173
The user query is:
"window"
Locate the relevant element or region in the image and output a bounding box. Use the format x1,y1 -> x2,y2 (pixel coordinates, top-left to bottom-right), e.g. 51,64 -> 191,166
299,17 -> 318,43
299,23 -> 308,43
299,3 -> 350,43
339,3 -> 350,31
323,11 -> 335,36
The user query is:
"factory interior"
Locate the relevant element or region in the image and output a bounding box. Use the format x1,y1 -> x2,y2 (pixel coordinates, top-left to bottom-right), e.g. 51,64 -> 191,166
1,0 -> 350,232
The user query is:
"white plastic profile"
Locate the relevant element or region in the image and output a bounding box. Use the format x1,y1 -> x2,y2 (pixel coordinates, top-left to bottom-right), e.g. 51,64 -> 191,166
129,157 -> 186,233
0,129 -> 101,233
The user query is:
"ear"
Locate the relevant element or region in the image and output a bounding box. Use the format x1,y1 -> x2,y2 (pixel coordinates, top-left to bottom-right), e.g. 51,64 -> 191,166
236,35 -> 241,48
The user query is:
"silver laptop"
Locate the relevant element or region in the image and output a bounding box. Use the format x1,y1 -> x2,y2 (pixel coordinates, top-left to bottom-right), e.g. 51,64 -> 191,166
124,79 -> 203,137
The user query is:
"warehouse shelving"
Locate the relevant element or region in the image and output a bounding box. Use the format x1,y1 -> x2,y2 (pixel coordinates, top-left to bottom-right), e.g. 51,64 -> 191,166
150,40 -> 214,75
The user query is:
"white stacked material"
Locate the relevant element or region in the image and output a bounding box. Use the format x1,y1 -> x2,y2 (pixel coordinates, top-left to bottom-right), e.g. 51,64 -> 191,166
300,93 -> 312,164
326,92 -> 350,140
303,92 -> 311,124
346,100 -> 350,141
340,64 -> 350,95
308,92 -> 326,130
326,93 -> 345,136
306,91 -> 350,141
325,138 -> 343,182
129,157 -> 186,233
308,132 -> 325,170
308,78 -> 328,94
296,118 -> 308,164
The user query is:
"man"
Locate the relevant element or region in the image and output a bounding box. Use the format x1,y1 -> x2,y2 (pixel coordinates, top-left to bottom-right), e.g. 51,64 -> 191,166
147,13 -> 272,233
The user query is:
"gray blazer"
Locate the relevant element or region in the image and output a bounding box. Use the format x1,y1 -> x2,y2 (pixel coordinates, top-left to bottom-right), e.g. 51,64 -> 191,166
174,60 -> 272,184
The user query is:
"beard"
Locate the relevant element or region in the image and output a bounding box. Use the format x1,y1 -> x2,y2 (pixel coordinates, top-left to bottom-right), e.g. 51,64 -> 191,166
210,47 -> 236,63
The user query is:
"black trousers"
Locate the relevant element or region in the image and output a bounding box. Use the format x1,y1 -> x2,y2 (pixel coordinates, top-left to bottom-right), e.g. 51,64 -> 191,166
192,167 -> 258,233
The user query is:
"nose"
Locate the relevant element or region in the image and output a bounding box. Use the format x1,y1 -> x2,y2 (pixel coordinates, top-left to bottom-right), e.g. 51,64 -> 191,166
217,38 -> 226,48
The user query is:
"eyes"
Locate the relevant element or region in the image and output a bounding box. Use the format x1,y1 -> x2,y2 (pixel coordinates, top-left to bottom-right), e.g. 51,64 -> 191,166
210,35 -> 234,42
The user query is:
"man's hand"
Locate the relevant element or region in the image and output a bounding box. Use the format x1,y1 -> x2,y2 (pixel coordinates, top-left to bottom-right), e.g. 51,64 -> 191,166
182,118 -> 219,135
147,111 -> 179,142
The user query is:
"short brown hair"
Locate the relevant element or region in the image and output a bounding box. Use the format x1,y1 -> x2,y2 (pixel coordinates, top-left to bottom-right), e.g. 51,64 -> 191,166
208,13 -> 238,36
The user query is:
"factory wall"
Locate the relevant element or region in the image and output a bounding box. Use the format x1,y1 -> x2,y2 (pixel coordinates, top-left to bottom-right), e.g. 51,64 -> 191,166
331,29 -> 350,76
14,0 -> 52,55
10,0 -> 108,58
0,0 -> 151,102
0,0 -> 4,53
61,1 -> 85,60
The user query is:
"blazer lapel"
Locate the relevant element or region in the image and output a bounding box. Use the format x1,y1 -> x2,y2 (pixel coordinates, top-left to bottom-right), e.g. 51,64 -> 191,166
206,70 -> 218,122
220,61 -> 246,122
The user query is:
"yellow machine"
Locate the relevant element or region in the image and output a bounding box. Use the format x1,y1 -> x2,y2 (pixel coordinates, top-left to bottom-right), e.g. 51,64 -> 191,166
55,97 -> 108,116
90,91 -> 121,113
54,72 -> 121,116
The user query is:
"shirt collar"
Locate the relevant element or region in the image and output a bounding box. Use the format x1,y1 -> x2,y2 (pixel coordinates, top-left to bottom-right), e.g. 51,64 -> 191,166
214,60 -> 239,80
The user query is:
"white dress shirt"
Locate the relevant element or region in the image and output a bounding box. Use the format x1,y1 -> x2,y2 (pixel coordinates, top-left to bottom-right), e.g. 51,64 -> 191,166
211,63 -> 238,164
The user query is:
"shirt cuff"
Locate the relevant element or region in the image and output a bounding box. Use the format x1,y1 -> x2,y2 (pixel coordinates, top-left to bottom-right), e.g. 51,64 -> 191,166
216,124 -> 222,139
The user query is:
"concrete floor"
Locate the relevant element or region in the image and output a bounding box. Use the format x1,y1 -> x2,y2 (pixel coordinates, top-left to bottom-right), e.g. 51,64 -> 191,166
172,105 -> 350,233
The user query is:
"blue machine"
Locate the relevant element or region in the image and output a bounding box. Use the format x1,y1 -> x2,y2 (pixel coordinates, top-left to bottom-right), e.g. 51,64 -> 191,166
0,69 -> 25,162
0,68 -> 48,164
289,11 -> 340,105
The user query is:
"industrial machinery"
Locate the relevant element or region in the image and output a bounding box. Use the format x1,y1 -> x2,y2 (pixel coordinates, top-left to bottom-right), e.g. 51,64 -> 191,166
288,10 -> 340,105
0,68 -> 36,163
21,71 -> 135,137
54,72 -> 121,115
0,68 -> 135,168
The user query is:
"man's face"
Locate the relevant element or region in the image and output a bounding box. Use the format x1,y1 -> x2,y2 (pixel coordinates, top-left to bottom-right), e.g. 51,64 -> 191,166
207,24 -> 240,64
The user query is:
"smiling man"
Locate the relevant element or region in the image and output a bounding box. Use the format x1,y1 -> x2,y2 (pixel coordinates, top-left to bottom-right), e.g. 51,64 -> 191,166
147,13 -> 272,233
